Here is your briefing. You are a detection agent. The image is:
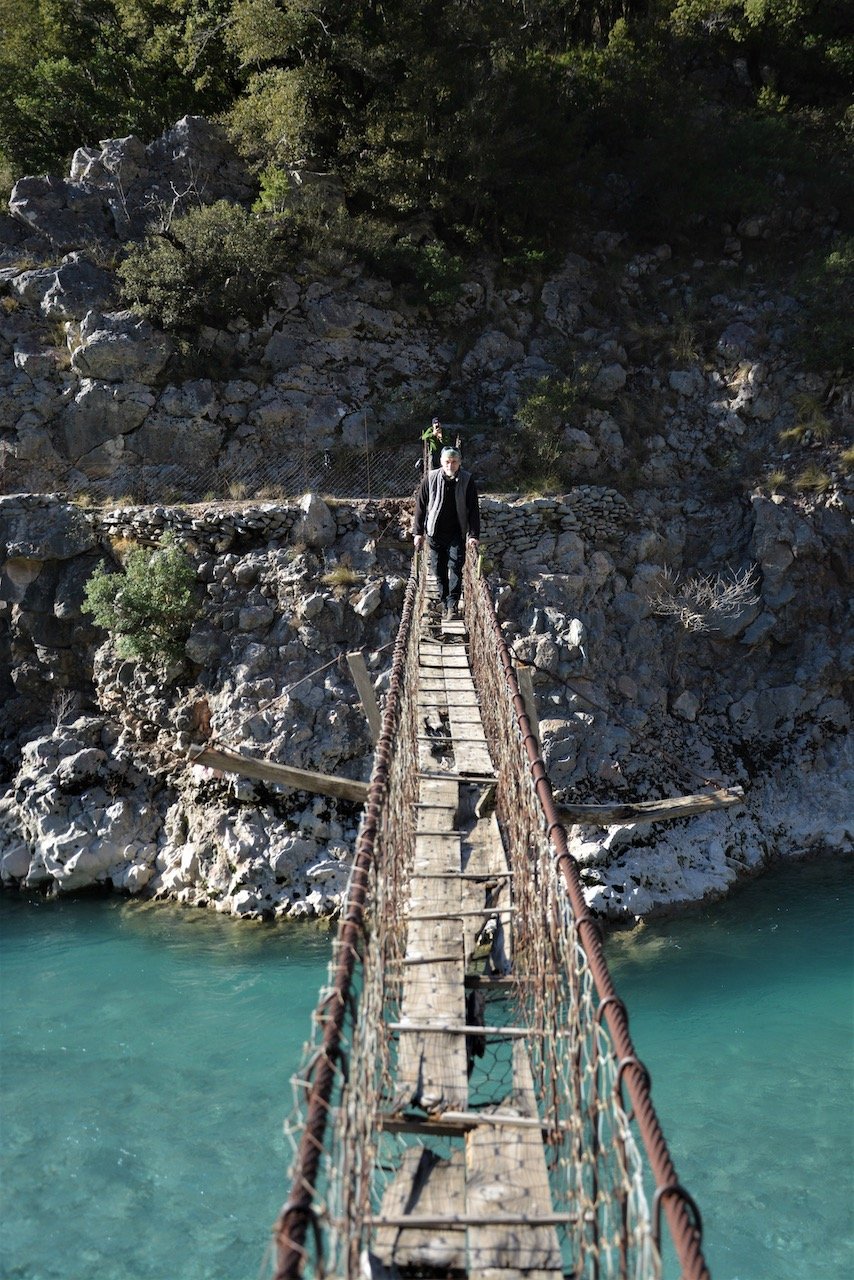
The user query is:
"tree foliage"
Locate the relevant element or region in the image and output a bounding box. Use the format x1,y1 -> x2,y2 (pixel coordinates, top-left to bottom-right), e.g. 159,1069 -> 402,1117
82,533 -> 201,666
512,371 -> 592,488
0,0 -> 238,173
1,1 -> 850,250
117,199 -> 289,329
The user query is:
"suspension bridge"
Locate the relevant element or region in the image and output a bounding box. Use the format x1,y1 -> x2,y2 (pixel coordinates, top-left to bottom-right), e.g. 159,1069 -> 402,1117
267,548 -> 712,1280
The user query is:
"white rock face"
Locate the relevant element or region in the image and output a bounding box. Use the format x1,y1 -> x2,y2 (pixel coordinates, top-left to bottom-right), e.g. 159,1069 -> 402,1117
296,493 -> 336,547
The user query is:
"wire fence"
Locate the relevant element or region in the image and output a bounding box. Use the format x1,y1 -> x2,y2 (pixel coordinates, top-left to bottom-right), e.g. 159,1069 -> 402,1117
37,446 -> 426,505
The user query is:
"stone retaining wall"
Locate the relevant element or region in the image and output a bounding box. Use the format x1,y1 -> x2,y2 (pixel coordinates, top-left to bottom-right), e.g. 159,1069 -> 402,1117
1,486 -> 633,558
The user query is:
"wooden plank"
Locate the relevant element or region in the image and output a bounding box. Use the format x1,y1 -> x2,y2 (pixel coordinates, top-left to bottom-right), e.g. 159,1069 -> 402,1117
395,778 -> 469,1114
346,650 -> 382,742
420,776 -> 459,801
378,1111 -> 573,1136
372,1146 -> 466,1271
516,664 -> 540,744
556,785 -> 745,827
465,1041 -> 563,1276
450,731 -> 494,777
188,744 -> 368,803
461,812 -> 513,971
440,650 -> 493,774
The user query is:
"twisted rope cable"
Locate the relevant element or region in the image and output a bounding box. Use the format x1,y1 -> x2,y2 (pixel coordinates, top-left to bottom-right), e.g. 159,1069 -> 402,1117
464,552 -> 710,1280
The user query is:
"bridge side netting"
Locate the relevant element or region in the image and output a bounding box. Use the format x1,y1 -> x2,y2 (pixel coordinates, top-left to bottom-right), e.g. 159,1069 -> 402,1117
464,555 -> 657,1279
274,550 -> 707,1280
463,552 -> 708,1280
274,556 -> 423,1279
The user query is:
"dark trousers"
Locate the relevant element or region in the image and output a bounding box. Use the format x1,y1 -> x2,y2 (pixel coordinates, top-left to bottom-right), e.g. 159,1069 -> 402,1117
429,535 -> 465,604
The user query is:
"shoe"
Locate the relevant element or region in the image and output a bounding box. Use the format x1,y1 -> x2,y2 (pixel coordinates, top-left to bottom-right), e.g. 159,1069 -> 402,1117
442,602 -> 453,621
449,601 -> 461,619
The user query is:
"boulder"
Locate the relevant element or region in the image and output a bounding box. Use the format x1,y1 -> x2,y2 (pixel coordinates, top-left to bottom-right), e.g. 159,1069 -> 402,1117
9,175 -> 114,246
61,379 -> 155,464
11,253 -> 114,319
71,310 -> 174,382
592,362 -> 627,399
0,499 -> 96,560
295,493 -> 336,547
540,254 -> 588,333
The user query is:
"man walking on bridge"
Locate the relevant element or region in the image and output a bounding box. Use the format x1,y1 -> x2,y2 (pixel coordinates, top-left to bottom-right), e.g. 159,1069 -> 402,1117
413,446 -> 480,620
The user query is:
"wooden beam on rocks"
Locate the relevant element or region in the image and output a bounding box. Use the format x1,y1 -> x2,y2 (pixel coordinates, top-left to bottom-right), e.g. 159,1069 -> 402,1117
346,650 -> 382,743
556,785 -> 744,828
188,744 -> 369,804
515,663 -> 540,743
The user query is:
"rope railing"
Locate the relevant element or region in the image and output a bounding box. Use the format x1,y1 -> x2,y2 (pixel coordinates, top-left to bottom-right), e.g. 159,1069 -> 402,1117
463,550 -> 710,1280
273,554 -> 423,1278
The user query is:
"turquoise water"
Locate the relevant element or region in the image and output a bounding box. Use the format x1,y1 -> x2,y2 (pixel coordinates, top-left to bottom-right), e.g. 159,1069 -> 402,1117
0,896 -> 331,1280
1,856 -> 852,1279
605,855 -> 854,1280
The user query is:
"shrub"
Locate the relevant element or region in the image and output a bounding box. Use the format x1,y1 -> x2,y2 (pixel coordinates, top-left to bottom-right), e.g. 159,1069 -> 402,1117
320,565 -> 362,588
383,238 -> 466,308
82,533 -> 200,666
647,565 -> 760,634
779,393 -> 832,444
118,200 -> 288,331
512,371 -> 592,489
793,464 -> 832,492
792,237 -> 854,375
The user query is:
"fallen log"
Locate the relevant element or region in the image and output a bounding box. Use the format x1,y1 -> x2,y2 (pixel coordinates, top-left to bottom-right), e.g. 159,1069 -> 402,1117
556,785 -> 744,827
188,743 -> 369,804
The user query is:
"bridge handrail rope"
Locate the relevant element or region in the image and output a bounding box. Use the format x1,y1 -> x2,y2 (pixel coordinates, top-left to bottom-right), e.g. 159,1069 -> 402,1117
273,555 -> 423,1278
463,551 -> 709,1280
274,542 -> 710,1280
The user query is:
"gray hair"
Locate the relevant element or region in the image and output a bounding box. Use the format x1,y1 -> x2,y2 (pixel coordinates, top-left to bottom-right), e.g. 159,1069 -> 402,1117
440,446 -> 461,461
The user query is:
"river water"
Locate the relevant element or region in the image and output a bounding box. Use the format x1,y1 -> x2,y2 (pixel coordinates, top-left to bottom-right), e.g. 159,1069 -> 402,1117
1,854 -> 851,1279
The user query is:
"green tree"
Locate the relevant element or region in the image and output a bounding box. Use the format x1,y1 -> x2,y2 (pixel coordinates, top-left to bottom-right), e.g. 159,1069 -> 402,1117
0,0 -> 238,174
223,1 -> 617,245
117,198 -> 288,329
513,371 -> 591,488
82,533 -> 201,666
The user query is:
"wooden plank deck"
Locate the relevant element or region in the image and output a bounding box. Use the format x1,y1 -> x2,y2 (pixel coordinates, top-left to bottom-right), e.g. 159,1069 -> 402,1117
396,807 -> 469,1113
373,1146 -> 467,1271
461,811 -> 514,974
465,1041 -> 564,1278
374,604 -> 562,1278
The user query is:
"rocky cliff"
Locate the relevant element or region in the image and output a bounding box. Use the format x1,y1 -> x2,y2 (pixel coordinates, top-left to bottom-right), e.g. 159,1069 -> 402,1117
1,119 -> 851,920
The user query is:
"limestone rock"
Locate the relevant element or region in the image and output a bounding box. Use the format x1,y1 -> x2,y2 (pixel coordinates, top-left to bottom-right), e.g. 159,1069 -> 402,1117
11,253 -> 114,318
0,498 -> 96,560
592,362 -> 627,399
71,310 -> 174,383
295,492 -> 336,547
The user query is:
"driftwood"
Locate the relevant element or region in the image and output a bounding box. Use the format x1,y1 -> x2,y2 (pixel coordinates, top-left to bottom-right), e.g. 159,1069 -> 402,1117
557,785 -> 744,827
188,744 -> 369,804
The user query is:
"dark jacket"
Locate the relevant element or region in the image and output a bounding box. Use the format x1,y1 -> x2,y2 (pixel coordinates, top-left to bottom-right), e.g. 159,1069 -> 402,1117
415,468 -> 480,541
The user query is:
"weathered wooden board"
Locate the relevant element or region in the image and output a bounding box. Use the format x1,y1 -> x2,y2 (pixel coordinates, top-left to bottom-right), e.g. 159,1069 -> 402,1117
396,782 -> 469,1113
460,812 -> 513,970
434,654 -> 494,776
556,785 -> 744,827
189,745 -> 369,802
372,1146 -> 467,1270
450,737 -> 495,788
465,1041 -> 563,1276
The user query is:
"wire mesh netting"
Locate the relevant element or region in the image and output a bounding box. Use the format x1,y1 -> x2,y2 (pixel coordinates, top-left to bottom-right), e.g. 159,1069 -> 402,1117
38,446 -> 425,505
